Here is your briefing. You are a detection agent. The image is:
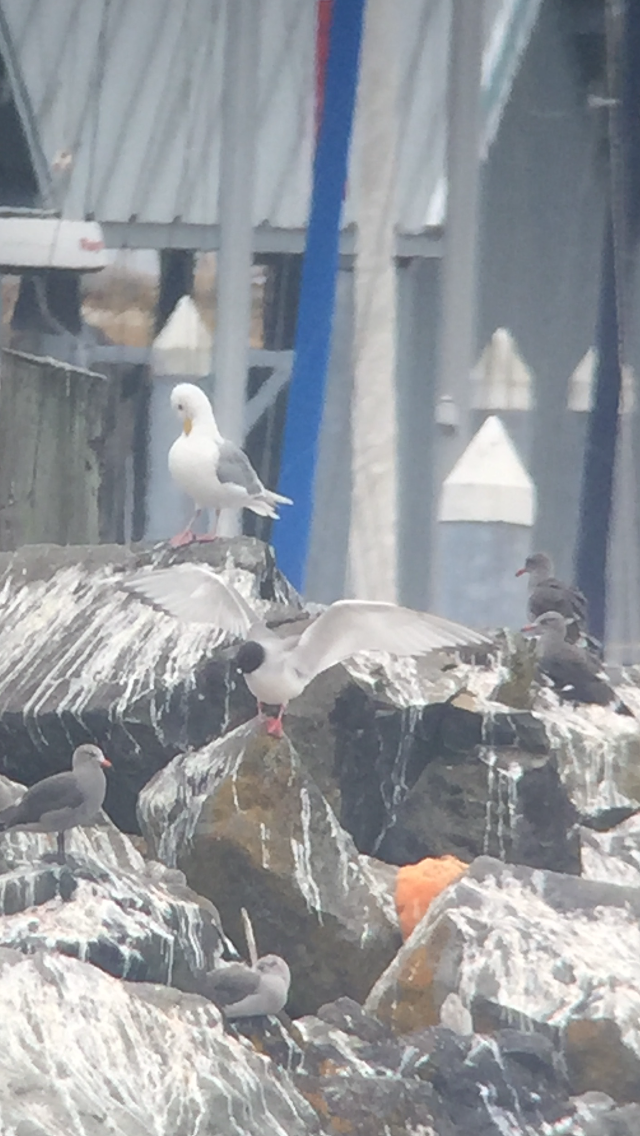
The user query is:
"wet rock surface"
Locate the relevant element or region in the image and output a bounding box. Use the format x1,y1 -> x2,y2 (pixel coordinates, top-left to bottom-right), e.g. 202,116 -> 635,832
365,855 -> 640,1102
0,793 -> 224,989
138,722 -> 401,1017
1,538 -> 637,872
331,654 -> 640,868
234,999 -> 580,1136
0,949 -> 321,1136
0,538 -> 297,833
1,539 -> 640,1132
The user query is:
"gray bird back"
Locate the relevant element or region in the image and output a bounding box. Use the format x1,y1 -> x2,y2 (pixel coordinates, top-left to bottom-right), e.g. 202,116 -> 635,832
217,442 -> 264,495
3,772 -> 85,825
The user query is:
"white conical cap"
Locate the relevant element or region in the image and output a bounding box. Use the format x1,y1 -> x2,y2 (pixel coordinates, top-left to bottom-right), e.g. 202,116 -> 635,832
152,295 -> 212,377
471,328 -> 533,410
567,347 -> 635,414
439,414 -> 536,525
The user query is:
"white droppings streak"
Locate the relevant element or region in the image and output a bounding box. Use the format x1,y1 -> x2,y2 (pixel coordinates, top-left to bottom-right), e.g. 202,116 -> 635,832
450,872 -> 640,1060
535,690 -> 640,815
482,747 -> 498,855
138,725 -> 255,867
260,822 -> 271,870
290,788 -> 323,922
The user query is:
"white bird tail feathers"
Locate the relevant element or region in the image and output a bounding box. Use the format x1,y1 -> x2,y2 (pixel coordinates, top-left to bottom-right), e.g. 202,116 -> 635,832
247,489 -> 293,518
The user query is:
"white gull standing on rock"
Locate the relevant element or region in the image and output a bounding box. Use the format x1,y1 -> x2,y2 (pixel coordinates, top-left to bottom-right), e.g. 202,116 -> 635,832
123,562 -> 491,736
168,382 -> 293,546
0,744 -> 112,863
203,955 -> 291,1018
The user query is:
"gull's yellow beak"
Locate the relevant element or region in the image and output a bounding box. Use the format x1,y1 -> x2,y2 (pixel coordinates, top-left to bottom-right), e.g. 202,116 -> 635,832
183,417 -> 193,436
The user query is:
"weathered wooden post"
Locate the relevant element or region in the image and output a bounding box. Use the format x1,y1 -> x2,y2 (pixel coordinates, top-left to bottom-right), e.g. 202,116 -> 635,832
0,349 -> 114,549
146,296 -> 212,543
434,414 -> 536,628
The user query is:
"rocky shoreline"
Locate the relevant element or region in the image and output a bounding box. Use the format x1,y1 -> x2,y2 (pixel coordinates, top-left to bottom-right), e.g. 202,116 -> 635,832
0,538 -> 639,1135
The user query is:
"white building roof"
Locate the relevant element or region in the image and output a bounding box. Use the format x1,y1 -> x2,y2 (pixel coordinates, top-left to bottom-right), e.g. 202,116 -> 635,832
0,0 -> 543,248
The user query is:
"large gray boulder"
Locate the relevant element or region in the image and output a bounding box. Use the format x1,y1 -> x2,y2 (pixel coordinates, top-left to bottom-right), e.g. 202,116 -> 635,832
138,722 -> 401,1017
365,856 -> 640,1104
0,539 -> 298,831
0,949 -> 321,1136
332,644 -> 640,869
0,536 -> 638,881
0,777 -> 224,990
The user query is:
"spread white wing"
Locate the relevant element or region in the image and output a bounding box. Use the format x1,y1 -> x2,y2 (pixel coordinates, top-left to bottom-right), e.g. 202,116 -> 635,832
290,600 -> 490,682
124,563 -> 257,639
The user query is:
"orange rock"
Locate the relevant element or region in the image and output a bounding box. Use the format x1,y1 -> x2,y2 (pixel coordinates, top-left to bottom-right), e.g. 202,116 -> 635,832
395,855 -> 468,940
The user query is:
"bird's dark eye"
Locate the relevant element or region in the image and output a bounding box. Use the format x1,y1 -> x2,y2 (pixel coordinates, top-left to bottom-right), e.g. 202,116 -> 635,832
177,403 -> 184,411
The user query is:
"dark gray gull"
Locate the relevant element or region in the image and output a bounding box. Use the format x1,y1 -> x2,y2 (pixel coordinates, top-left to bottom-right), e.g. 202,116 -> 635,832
168,383 -> 292,546
123,562 -> 491,736
0,744 -> 112,862
522,612 -> 633,715
203,954 -> 291,1018
516,552 -> 587,644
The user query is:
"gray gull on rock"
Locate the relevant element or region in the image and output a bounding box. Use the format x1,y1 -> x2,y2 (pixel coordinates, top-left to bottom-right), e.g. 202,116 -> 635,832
516,552 -> 588,644
203,954 -> 291,1018
523,611 -> 632,714
0,744 -> 111,862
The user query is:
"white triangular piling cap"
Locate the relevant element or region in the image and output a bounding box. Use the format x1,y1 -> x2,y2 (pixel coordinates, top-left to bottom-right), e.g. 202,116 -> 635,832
567,347 -> 635,414
439,414 -> 536,526
152,295 -> 212,377
471,328 -> 533,410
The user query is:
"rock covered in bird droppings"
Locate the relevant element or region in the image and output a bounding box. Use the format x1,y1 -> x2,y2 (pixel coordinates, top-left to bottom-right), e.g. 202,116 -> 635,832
0,538 -> 298,831
365,855 -> 640,1104
0,794 -> 224,989
285,1003 -> 572,1135
0,949 -> 321,1136
331,650 -> 640,870
138,721 -> 401,1016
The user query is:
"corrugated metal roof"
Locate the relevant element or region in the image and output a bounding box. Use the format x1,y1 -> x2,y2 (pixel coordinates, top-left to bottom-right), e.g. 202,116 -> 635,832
0,0 -> 542,241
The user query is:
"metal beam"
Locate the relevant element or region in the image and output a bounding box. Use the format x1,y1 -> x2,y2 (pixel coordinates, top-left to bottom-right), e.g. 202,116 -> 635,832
212,0 -> 258,448
100,221 -> 444,258
431,0 -> 484,605
348,0 -> 399,602
434,0 -> 484,476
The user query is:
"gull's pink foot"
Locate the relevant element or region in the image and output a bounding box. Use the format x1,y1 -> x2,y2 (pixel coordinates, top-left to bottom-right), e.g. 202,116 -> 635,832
169,530 -> 196,548
264,716 -> 285,738
196,532 -> 219,543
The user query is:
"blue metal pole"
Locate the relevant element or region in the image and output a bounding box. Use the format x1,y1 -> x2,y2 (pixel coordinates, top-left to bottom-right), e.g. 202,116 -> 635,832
273,0 -> 365,591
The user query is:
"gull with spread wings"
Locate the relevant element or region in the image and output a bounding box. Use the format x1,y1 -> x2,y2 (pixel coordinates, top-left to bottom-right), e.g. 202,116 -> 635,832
124,563 -> 491,736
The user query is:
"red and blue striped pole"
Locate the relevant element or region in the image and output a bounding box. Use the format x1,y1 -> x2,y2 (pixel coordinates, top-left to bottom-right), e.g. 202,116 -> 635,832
273,0 -> 365,592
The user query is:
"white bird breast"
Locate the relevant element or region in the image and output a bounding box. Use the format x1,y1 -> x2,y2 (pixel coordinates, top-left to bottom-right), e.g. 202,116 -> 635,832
242,651 -> 307,706
169,433 -> 258,511
168,433 -> 222,508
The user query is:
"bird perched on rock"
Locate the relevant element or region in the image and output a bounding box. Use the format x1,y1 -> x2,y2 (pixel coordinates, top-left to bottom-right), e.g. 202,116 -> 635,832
0,744 -> 112,862
203,954 -> 291,1018
522,611 -> 633,715
516,552 -> 587,645
168,382 -> 292,546
123,562 -> 491,737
